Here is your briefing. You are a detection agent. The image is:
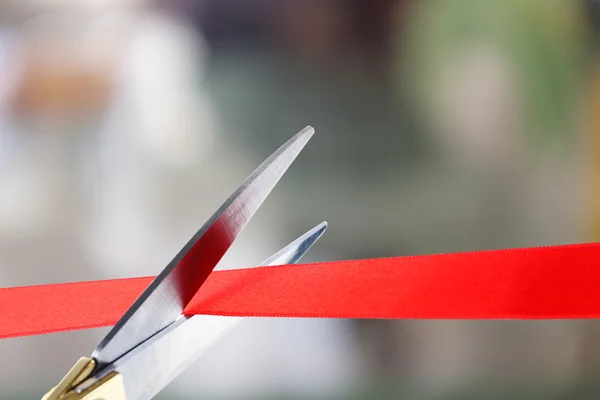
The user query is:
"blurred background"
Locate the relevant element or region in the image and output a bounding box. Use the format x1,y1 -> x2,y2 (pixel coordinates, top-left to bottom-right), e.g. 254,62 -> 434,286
1,0 -> 600,398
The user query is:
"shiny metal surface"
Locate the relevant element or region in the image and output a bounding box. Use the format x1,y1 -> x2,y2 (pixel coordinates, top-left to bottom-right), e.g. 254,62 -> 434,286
261,221 -> 327,265
92,126 -> 315,368
78,222 -> 327,400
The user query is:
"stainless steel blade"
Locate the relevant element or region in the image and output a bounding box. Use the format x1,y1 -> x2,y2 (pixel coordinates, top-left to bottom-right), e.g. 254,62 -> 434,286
77,222 -> 327,400
261,221 -> 327,266
92,126 -> 315,367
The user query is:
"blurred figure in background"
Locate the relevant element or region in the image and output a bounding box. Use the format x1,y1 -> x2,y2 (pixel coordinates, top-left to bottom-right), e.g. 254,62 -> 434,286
0,1 -> 121,392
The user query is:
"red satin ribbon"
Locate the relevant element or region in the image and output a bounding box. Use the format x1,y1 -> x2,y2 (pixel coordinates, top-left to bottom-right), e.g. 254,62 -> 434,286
2,242 -> 600,339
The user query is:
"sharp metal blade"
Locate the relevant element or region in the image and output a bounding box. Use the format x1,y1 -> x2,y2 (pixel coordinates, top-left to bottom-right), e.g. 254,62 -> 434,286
261,221 -> 327,266
77,222 -> 328,400
92,126 -> 315,367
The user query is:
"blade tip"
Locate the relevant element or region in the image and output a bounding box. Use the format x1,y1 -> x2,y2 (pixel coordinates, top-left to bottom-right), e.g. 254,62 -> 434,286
312,221 -> 328,238
300,125 -> 315,137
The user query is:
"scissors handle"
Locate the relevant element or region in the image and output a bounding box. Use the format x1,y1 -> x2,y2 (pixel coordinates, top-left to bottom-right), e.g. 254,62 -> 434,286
42,373 -> 126,400
41,358 -> 126,400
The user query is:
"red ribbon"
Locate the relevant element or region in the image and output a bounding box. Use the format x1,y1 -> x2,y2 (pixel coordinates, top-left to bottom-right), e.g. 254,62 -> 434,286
2,242 -> 600,339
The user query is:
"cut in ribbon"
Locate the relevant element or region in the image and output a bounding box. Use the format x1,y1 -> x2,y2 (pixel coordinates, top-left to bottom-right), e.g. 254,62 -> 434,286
1,242 -> 600,340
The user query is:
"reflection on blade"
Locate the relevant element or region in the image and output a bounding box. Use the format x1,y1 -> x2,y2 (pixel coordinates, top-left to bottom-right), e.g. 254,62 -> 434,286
92,126 -> 315,367
78,222 -> 328,400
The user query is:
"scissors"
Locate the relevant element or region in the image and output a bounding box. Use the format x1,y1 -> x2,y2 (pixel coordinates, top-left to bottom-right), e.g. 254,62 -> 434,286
42,126 -> 325,400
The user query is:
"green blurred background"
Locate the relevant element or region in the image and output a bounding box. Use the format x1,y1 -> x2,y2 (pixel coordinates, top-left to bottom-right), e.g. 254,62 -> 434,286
2,0 -> 600,398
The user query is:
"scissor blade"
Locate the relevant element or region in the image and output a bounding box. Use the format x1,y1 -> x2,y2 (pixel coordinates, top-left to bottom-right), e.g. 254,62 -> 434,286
92,126 -> 315,367
261,221 -> 327,266
78,222 -> 328,400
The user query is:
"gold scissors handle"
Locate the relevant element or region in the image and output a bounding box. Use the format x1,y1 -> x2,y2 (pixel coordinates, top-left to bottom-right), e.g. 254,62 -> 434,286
42,358 -> 126,400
